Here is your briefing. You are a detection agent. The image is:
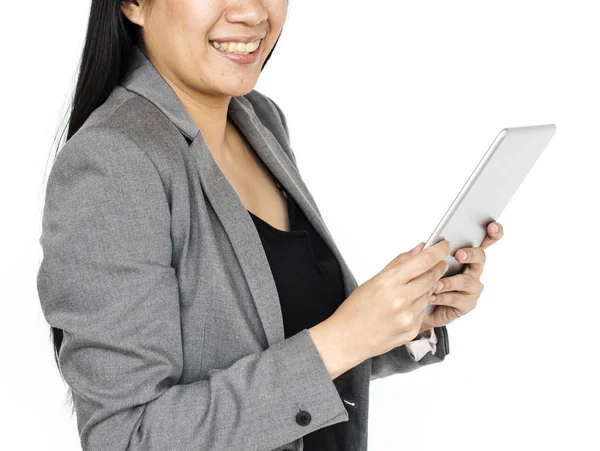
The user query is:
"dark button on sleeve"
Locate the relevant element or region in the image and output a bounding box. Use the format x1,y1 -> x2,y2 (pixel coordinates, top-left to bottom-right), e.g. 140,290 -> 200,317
296,410 -> 312,426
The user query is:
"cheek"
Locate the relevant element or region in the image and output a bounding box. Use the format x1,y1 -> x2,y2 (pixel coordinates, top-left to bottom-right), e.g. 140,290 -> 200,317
268,0 -> 288,28
263,1 -> 288,49
159,0 -> 214,43
145,1 -> 186,42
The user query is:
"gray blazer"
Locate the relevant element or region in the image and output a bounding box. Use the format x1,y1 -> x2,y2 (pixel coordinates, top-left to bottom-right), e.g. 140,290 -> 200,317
37,44 -> 450,451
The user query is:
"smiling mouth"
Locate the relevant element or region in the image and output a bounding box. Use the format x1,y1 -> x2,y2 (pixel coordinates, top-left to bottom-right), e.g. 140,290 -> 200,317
209,39 -> 262,55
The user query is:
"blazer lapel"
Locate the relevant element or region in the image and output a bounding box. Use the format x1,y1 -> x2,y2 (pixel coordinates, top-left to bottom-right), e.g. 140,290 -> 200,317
121,45 -> 358,348
227,98 -> 359,299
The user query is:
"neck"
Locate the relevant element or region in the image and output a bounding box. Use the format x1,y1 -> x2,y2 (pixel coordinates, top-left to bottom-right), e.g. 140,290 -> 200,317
173,83 -> 234,156
145,47 -> 235,157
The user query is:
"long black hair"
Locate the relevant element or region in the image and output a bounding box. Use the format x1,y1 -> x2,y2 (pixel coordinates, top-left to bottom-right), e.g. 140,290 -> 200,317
45,0 -> 281,414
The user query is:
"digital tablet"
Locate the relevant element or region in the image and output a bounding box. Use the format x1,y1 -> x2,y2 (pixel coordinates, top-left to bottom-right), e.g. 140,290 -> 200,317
423,124 -> 557,315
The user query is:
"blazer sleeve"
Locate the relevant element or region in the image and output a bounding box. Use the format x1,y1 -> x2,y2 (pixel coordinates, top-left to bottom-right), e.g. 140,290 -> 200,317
37,127 -> 349,451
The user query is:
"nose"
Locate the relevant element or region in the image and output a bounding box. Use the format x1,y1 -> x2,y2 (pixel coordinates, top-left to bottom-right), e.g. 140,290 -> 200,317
225,0 -> 269,27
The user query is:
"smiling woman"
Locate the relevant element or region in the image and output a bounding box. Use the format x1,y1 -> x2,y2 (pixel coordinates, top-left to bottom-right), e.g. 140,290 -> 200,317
38,1 -> 449,450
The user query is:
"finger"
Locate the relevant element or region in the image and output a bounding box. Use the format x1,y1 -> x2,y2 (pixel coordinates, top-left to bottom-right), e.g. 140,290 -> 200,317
454,247 -> 486,277
429,291 -> 478,314
480,221 -> 504,249
433,273 -> 483,295
383,241 -> 425,271
411,283 -> 437,316
399,259 -> 448,306
393,239 -> 450,285
424,304 -> 461,328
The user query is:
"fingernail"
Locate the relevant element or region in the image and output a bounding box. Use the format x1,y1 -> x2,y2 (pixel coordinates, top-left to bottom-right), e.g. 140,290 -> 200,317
429,294 -> 437,303
411,242 -> 423,254
435,281 -> 444,292
490,223 -> 498,233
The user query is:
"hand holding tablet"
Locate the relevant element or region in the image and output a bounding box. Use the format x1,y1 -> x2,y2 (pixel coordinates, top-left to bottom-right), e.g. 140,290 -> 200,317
422,124 -> 557,316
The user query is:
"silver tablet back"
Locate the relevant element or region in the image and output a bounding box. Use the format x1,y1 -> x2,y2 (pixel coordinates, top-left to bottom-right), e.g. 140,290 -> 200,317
423,124 -> 556,315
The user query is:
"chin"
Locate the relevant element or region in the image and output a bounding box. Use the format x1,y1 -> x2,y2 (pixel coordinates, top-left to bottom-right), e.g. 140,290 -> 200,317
217,79 -> 260,98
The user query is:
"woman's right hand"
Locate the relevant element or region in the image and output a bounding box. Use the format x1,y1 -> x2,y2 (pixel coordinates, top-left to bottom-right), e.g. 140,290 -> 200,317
329,239 -> 451,364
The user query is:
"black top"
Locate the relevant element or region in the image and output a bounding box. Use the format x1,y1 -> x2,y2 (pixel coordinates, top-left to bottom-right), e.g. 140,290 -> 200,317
247,180 -> 349,450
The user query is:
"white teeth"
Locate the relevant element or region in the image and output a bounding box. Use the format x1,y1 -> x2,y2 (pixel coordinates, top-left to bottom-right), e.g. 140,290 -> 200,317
210,39 -> 261,54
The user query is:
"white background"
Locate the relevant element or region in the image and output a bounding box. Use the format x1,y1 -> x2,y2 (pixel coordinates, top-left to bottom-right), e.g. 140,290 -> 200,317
3,0 -> 599,450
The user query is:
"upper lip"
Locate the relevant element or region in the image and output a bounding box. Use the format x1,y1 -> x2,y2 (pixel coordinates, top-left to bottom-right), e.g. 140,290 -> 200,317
209,34 -> 266,44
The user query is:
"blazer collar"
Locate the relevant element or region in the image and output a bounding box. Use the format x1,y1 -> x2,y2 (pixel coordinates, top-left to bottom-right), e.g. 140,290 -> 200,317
120,44 -> 358,346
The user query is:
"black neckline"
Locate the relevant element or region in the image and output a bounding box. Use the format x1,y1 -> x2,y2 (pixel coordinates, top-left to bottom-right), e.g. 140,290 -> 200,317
247,183 -> 303,236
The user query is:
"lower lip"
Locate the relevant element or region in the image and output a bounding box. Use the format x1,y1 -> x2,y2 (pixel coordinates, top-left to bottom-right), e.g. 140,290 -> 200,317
210,41 -> 262,65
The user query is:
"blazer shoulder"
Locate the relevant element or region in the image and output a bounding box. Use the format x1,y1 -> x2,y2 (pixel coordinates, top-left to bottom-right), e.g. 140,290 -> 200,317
78,87 -> 182,147
58,89 -> 184,185
50,89 -> 174,196
55,124 -> 145,168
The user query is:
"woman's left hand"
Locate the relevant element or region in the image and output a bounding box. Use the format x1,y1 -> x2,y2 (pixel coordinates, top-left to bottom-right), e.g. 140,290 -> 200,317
420,221 -> 505,331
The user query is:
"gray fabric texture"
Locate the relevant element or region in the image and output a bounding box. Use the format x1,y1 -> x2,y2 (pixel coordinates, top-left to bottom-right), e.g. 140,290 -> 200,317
37,44 -> 449,451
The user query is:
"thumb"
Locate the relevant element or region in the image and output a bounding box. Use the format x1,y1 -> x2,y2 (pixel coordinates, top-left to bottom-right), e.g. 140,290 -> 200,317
422,305 -> 454,329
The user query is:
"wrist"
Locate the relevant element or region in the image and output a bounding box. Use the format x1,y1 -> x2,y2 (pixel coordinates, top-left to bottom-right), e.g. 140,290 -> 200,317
308,317 -> 366,380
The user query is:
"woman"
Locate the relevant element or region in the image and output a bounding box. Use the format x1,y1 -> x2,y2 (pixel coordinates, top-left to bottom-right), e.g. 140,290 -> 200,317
37,1 -> 504,450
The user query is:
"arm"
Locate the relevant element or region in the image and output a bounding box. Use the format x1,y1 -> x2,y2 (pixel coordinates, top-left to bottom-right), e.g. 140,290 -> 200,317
262,94 -> 451,379
37,128 -> 349,451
